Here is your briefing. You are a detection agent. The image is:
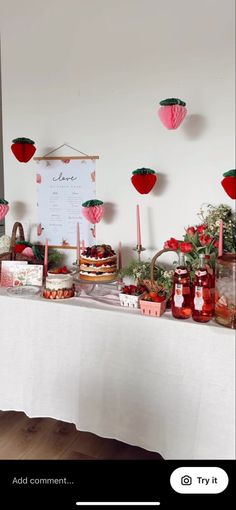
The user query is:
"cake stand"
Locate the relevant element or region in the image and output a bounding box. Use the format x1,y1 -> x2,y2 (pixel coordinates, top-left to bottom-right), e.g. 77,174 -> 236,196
73,274 -> 119,297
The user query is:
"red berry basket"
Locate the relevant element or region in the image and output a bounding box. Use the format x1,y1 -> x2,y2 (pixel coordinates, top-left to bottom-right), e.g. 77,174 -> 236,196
140,299 -> 166,317
119,292 -> 145,309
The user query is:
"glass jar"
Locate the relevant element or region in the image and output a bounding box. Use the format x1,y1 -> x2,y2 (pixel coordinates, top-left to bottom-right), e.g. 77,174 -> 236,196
215,253 -> 236,329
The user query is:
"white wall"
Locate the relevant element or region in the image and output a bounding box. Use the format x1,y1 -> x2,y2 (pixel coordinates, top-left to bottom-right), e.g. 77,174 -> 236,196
1,0 -> 235,264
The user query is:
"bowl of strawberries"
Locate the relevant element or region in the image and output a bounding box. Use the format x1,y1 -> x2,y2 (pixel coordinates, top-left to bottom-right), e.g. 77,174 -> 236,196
140,291 -> 167,317
119,284 -> 147,308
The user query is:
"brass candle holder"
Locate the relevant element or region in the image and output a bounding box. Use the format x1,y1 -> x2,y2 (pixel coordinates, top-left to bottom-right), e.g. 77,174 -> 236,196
133,244 -> 146,262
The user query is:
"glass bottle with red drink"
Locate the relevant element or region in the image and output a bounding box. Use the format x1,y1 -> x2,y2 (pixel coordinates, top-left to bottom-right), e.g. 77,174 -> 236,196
172,253 -> 192,319
192,254 -> 214,323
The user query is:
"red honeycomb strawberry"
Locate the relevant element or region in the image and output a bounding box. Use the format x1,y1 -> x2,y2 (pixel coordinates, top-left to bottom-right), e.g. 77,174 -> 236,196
221,169 -> 236,199
11,137 -> 36,163
131,168 -> 157,194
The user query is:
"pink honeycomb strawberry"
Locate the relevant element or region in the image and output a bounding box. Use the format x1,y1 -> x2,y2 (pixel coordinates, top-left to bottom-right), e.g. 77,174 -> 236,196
158,98 -> 187,129
82,199 -> 104,224
0,199 -> 9,221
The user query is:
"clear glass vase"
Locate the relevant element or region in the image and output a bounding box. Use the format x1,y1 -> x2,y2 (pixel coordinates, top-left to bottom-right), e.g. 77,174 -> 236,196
215,253 -> 236,329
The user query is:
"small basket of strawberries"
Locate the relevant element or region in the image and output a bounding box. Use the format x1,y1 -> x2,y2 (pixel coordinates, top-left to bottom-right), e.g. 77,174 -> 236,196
140,290 -> 167,317
119,284 -> 147,308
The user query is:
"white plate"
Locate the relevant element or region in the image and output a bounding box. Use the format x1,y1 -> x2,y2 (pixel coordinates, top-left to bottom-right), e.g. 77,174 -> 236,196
6,286 -> 41,296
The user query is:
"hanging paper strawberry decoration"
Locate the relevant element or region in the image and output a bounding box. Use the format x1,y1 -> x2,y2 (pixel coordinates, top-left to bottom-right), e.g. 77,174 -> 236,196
11,137 -> 36,162
0,199 -> 9,221
131,168 -> 157,194
221,170 -> 236,199
158,98 -> 187,129
82,199 -> 105,224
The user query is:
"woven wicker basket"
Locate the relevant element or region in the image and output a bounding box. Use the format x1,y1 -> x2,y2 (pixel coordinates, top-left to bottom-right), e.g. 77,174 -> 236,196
0,222 -> 43,273
141,248 -> 177,291
137,248 -> 178,317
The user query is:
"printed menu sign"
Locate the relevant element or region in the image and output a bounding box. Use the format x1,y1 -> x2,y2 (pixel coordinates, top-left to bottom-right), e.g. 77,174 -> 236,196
36,158 -> 96,246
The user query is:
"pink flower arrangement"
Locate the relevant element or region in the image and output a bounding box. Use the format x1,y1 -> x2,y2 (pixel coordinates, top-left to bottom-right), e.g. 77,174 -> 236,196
163,211 -> 222,270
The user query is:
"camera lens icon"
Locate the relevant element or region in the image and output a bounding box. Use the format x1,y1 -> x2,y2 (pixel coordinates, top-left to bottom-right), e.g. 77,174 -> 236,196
181,475 -> 192,485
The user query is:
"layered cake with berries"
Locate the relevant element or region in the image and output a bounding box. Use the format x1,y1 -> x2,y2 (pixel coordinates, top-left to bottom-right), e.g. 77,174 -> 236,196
80,245 -> 117,282
43,274 -> 75,299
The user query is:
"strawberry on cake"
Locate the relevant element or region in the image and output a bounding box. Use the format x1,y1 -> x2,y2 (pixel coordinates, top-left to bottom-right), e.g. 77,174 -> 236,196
80,245 -> 117,282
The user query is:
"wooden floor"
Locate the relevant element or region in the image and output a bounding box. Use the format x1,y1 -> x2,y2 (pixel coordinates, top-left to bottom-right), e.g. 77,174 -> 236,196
0,411 -> 162,460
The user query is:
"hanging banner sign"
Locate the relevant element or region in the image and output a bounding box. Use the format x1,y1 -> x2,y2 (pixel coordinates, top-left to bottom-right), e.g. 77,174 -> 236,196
35,157 -> 97,247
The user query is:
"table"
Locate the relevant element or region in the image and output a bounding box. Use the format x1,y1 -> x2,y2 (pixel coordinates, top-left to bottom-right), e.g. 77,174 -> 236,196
0,288 -> 235,459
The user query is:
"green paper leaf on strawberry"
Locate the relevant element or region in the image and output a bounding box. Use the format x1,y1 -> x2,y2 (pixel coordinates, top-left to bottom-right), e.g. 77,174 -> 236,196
11,137 -> 36,163
159,98 -> 186,106
82,199 -> 103,207
221,169 -> 236,199
131,168 -> 157,194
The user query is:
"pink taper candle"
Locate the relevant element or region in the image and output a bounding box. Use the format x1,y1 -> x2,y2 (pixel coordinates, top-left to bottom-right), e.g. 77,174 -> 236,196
44,238 -> 48,277
218,219 -> 223,257
77,223 -> 80,264
136,205 -> 142,246
118,241 -> 122,270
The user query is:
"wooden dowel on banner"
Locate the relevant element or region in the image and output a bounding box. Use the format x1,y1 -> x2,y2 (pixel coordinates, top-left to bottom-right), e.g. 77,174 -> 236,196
34,156 -> 99,160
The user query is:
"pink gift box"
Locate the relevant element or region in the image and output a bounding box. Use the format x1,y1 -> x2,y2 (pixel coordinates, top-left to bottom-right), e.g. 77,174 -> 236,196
140,299 -> 166,317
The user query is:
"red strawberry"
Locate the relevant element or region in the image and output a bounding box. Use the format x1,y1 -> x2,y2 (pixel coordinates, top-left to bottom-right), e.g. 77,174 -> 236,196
51,268 -> 61,274
14,243 -> 27,254
51,290 -> 57,299
11,137 -> 36,163
154,295 -> 166,303
131,168 -> 157,194
221,170 -> 236,199
57,290 -> 63,299
64,290 -> 70,298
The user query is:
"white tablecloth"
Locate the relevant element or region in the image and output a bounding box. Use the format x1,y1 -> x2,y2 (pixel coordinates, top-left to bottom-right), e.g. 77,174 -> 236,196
0,288 -> 235,459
